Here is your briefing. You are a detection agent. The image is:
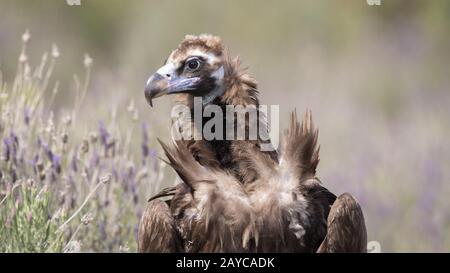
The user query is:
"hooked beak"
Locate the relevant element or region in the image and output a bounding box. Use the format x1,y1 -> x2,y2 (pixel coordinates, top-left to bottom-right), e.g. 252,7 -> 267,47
144,64 -> 201,107
144,73 -> 168,107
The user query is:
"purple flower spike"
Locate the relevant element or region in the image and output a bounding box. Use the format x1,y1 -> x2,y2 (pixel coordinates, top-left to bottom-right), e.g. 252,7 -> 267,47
149,148 -> 157,158
71,154 -> 78,173
134,224 -> 139,242
52,154 -> 61,174
131,183 -> 138,205
10,130 -> 19,147
120,169 -> 129,193
3,131 -> 18,166
112,165 -> 118,182
89,151 -> 100,169
11,168 -> 17,183
99,222 -> 107,240
142,144 -> 149,159
139,123 -> 149,165
99,121 -> 109,146
42,142 -> 53,161
31,154 -> 39,170
3,138 -> 11,162
148,148 -> 158,171
141,122 -> 149,142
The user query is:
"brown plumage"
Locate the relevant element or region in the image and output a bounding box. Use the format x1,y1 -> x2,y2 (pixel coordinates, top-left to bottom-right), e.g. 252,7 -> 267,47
139,34 -> 367,253
317,193 -> 367,253
145,34 -> 276,185
138,198 -> 182,252
143,139 -> 256,252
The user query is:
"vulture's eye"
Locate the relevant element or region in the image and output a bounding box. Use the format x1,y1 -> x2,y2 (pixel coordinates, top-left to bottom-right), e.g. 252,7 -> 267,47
185,58 -> 202,72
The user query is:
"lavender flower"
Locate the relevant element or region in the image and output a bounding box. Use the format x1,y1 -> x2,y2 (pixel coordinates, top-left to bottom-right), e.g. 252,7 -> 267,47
52,154 -> 61,174
134,224 -> 139,243
10,168 -> 17,183
8,131 -> 19,165
99,221 -> 107,240
3,138 -> 11,162
141,122 -> 149,160
89,151 -> 100,169
99,121 -> 109,146
42,142 -> 53,162
31,154 -> 39,171
149,148 -> 158,171
106,139 -> 116,157
10,130 -> 18,146
131,182 -> 138,205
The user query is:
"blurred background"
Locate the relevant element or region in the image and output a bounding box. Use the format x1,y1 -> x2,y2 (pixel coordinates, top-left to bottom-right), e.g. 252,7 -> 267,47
0,0 -> 449,252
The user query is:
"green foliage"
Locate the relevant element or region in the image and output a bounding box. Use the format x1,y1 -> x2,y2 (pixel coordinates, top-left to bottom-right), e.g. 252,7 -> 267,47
0,181 -> 67,252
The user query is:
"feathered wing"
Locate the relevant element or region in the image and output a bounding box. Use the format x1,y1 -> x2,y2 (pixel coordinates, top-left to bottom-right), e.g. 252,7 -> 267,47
138,139 -> 220,253
237,111 -> 332,252
317,193 -> 367,253
280,111 -> 367,252
157,139 -> 221,189
138,198 -> 182,252
147,186 -> 178,202
278,110 -> 335,214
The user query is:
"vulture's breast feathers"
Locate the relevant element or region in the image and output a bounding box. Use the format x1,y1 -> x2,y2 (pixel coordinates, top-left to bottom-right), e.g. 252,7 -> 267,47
158,139 -> 257,252
157,109 -> 327,252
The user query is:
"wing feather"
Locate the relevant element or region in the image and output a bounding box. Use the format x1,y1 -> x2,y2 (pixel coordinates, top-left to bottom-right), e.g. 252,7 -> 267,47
317,193 -> 367,253
138,198 -> 183,252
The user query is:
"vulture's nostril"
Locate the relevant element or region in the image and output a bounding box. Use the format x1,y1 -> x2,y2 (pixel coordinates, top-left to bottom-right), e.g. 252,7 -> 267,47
166,74 -> 171,78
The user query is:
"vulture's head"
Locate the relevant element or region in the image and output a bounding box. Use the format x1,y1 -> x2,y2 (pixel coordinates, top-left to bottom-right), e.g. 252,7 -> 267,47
145,34 -> 257,108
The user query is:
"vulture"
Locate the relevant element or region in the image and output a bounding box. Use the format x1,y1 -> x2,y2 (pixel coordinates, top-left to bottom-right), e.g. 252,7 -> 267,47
138,34 -> 367,253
